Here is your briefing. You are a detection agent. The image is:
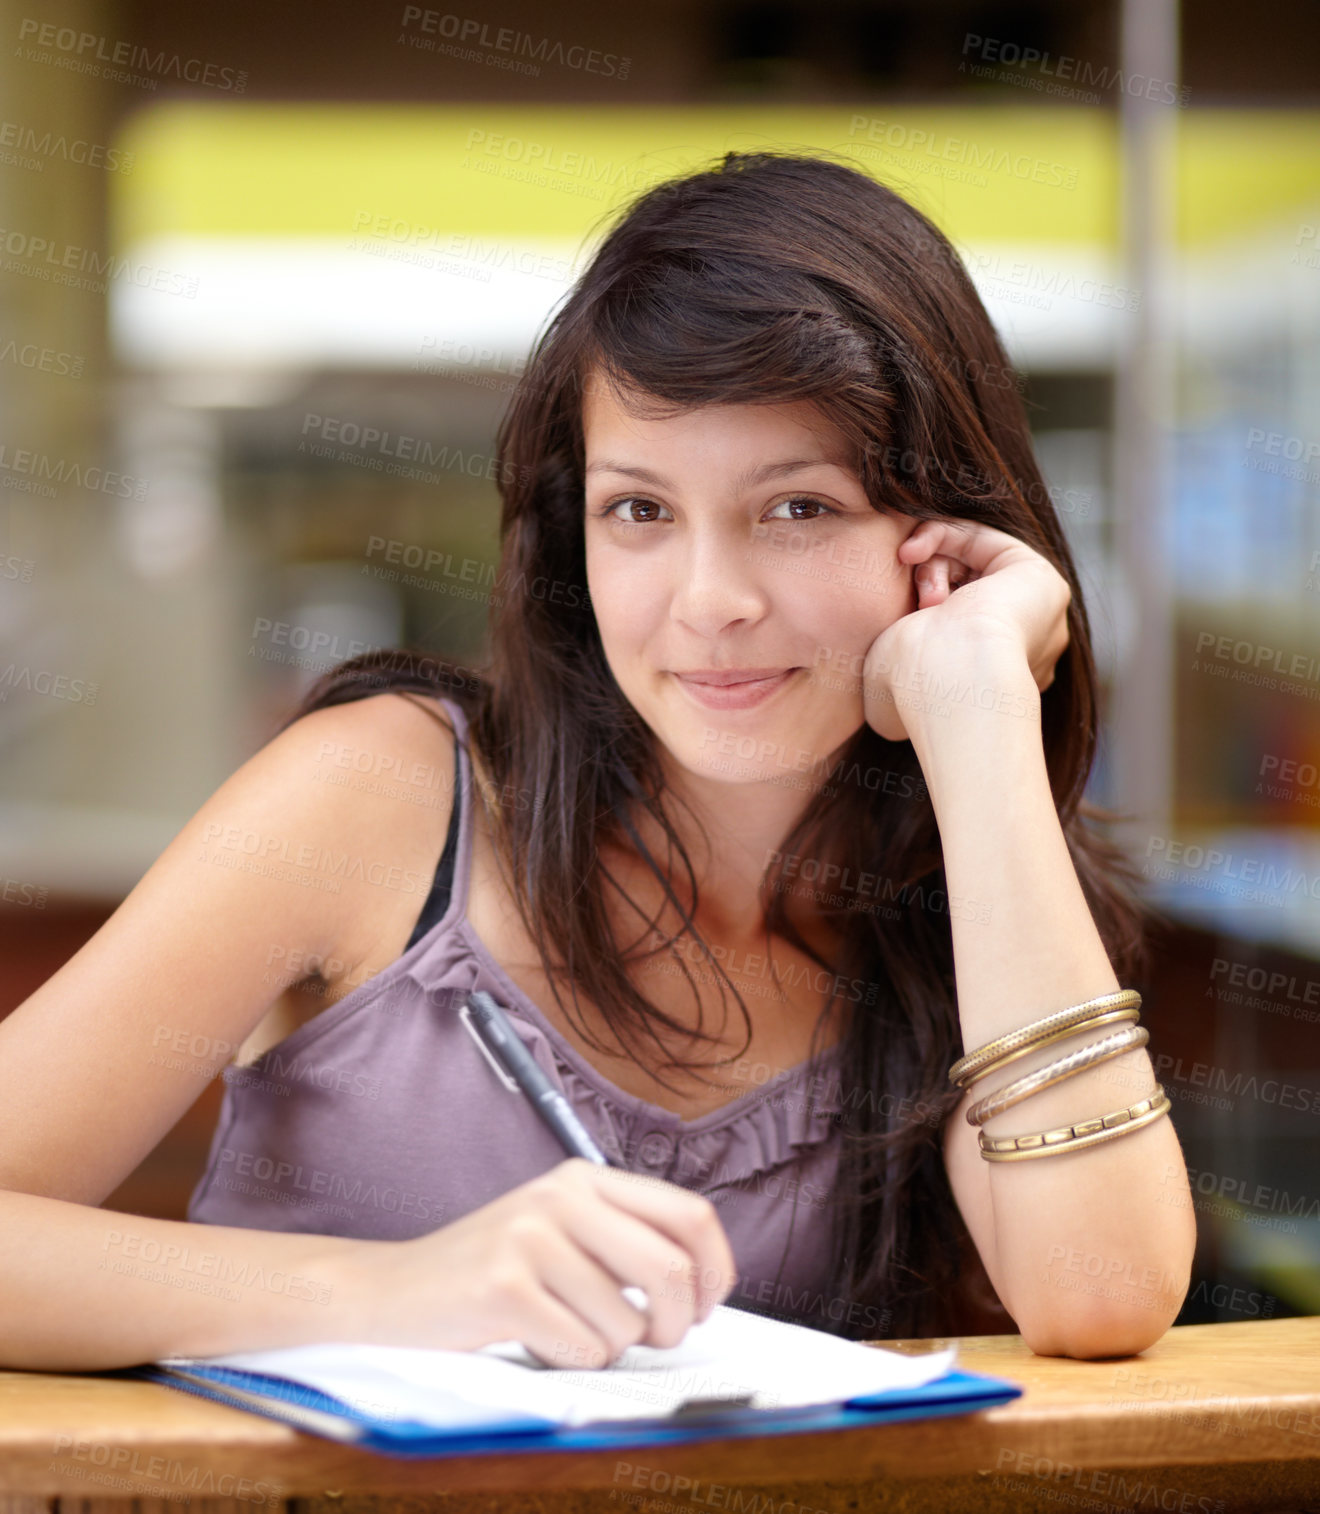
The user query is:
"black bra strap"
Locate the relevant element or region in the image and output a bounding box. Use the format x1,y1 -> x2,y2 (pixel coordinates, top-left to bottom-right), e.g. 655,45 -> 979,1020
403,731 -> 463,950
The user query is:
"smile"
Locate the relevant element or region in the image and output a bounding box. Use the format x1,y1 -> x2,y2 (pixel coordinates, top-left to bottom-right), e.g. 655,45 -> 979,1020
671,669 -> 800,710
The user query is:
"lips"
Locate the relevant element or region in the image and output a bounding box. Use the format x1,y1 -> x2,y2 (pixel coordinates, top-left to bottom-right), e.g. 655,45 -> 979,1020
672,668 -> 796,686
671,667 -> 800,711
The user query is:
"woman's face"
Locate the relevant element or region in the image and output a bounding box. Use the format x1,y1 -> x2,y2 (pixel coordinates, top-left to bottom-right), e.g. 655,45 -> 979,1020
582,378 -> 922,789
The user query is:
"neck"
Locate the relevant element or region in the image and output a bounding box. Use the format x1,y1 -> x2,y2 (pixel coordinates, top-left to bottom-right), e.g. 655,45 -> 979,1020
618,749 -> 837,950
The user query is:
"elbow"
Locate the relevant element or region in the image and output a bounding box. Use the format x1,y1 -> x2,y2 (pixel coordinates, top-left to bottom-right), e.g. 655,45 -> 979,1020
1021,1299 -> 1185,1360
1017,1279 -> 1191,1361
1016,1230 -> 1196,1360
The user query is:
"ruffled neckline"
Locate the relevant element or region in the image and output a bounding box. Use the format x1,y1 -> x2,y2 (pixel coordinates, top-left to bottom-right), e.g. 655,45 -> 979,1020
455,918 -> 846,1172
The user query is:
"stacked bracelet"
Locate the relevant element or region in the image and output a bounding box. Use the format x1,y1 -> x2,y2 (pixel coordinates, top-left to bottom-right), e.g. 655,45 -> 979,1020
949,990 -> 1142,1088
950,989 -> 1169,1163
978,1087 -> 1171,1162
964,1024 -> 1150,1127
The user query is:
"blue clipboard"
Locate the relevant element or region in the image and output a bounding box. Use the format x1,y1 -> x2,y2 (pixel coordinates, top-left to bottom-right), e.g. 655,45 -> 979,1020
124,1359 -> 1023,1458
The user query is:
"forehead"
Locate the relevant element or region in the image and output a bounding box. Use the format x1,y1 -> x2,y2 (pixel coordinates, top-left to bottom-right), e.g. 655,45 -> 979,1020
580,373 -> 849,458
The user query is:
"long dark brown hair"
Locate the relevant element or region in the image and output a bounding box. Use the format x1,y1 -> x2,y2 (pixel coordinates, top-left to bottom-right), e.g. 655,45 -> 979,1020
282,149 -> 1152,1339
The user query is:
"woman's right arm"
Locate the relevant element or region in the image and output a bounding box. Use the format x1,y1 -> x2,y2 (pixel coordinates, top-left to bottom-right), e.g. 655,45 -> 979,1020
0,695 -> 735,1371
0,697 -> 430,1370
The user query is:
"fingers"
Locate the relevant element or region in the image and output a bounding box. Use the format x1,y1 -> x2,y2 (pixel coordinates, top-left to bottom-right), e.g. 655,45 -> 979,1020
469,1161 -> 734,1366
915,555 -> 950,607
554,1200 -> 705,1355
585,1164 -> 738,1320
522,1224 -> 655,1366
490,1259 -> 627,1369
899,516 -> 1009,580
915,554 -> 975,609
902,524 -> 974,606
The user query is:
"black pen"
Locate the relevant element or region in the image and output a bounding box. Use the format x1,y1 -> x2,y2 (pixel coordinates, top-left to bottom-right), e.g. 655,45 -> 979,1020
461,990 -> 714,1344
459,988 -> 611,1165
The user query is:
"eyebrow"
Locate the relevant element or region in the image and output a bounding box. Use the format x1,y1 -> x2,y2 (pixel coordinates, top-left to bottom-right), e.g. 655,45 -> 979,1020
584,455 -> 856,490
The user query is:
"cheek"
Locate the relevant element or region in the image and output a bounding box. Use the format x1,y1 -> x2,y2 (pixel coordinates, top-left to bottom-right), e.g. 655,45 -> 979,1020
585,544 -> 660,647
793,564 -> 911,667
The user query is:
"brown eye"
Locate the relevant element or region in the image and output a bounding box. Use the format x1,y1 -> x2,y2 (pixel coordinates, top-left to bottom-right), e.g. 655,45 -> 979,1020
770,496 -> 834,522
604,497 -> 669,524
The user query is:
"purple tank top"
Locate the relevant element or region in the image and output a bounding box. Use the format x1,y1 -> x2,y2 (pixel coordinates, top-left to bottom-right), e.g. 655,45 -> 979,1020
187,696 -> 851,1328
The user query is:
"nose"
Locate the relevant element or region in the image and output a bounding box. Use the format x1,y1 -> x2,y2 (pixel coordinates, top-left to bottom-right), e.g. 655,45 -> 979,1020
668,520 -> 770,637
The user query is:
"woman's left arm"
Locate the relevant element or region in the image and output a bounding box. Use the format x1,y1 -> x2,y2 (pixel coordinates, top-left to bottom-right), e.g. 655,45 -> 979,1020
863,519 -> 1198,1359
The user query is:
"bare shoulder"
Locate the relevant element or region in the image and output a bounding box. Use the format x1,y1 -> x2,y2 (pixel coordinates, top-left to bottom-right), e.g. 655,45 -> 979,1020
0,690 -> 459,1205
273,690 -> 460,969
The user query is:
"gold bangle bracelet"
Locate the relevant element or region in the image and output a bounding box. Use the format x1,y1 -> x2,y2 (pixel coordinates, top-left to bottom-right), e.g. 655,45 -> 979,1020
965,1025 -> 1150,1126
949,989 -> 1142,1087
956,1008 -> 1141,1090
978,1087 -> 1171,1162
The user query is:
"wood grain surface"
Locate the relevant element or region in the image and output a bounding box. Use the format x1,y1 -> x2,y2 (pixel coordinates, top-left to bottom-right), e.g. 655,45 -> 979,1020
2,1318 -> 1318,1513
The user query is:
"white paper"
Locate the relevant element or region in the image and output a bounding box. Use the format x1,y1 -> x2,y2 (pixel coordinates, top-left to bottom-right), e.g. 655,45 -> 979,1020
161,1304 -> 957,1431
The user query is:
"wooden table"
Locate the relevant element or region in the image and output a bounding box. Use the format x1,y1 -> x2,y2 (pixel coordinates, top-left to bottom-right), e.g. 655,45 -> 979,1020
3,1317 -> 1319,1514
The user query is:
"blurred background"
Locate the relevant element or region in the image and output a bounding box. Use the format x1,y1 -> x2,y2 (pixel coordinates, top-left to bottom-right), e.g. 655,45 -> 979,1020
1,0 -> 1318,1330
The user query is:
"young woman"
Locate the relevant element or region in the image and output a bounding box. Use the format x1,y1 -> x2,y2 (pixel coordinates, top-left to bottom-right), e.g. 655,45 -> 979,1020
0,150 -> 1196,1373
